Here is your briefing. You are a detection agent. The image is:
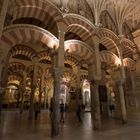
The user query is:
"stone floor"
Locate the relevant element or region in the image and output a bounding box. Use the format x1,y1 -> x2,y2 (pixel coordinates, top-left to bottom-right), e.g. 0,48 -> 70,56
0,110 -> 140,140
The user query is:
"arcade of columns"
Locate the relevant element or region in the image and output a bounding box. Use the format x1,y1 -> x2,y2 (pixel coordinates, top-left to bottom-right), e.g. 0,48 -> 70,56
0,0 -> 140,137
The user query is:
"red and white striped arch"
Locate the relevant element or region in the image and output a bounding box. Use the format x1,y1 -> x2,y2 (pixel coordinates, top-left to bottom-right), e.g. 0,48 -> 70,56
8,74 -> 22,84
65,40 -> 94,64
1,24 -> 58,49
37,65 -> 43,77
80,74 -> 88,81
12,0 -> 62,23
8,44 -> 36,60
100,50 -> 120,67
62,70 -> 77,83
65,54 -> 79,68
64,14 -> 96,41
123,58 -> 135,70
8,62 -> 27,73
120,38 -> 135,58
98,28 -> 119,52
37,50 -> 51,62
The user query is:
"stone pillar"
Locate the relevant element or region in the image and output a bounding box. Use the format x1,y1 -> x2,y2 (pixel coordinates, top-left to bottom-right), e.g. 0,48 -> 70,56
116,79 -> 127,123
51,26 -> 65,137
117,42 -> 127,123
0,0 -> 9,38
20,72 -> 27,114
74,65 -> 81,105
88,64 -> 101,129
51,68 -> 61,137
29,58 -> 38,120
44,84 -> 48,109
39,70 -> 45,108
0,58 -> 9,115
92,36 -> 101,80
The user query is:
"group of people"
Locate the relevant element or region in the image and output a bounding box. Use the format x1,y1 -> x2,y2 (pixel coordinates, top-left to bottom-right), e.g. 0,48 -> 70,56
34,98 -> 85,123
50,100 -> 84,123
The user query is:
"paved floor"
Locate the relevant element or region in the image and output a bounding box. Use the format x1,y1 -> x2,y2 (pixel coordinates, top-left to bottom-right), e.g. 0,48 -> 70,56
0,110 -> 140,140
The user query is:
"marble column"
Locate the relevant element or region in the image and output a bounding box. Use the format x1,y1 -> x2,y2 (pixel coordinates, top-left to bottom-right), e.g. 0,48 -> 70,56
20,72 -> 27,114
51,28 -> 65,137
0,0 -> 9,38
116,79 -> 127,123
29,59 -> 38,120
88,64 -> 101,129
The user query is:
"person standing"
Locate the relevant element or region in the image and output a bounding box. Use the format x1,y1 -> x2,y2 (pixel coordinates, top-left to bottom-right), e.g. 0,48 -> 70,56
76,105 -> 82,122
60,101 -> 65,123
34,102 -> 40,120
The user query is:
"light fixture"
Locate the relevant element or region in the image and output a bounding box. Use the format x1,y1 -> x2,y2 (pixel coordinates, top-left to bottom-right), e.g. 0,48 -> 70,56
61,0 -> 69,13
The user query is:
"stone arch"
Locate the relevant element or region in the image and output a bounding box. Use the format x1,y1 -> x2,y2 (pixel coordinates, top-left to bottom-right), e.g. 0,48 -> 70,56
8,62 -> 27,74
64,54 -> 79,69
100,50 -> 120,68
37,50 -> 52,64
1,24 -> 58,51
98,28 -> 119,56
120,38 -> 135,58
12,0 -> 62,23
123,58 -> 135,71
65,40 -> 94,64
11,0 -> 62,37
8,74 -> 23,84
63,13 -> 97,44
62,70 -> 77,85
8,44 -> 36,60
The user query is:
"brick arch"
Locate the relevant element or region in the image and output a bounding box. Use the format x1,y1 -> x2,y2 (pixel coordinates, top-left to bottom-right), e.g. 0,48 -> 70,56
12,0 -> 62,23
8,74 -> 23,84
98,28 -> 119,55
120,38 -> 135,58
62,70 -> 77,83
37,50 -> 51,62
65,40 -> 94,64
64,14 -> 96,42
100,50 -> 120,67
8,62 -> 27,74
1,24 -> 58,50
65,54 -> 79,69
123,58 -> 135,70
8,44 -> 36,60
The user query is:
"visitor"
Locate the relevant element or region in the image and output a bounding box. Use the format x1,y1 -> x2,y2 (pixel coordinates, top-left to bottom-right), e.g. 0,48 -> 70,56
60,101 -> 65,123
34,102 -> 40,120
76,105 -> 82,122
49,98 -> 53,118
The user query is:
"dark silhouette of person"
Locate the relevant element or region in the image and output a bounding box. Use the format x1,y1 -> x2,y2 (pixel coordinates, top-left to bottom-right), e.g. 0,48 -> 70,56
65,103 -> 69,112
34,102 -> 40,120
60,101 -> 65,123
76,105 -> 82,122
49,98 -> 53,118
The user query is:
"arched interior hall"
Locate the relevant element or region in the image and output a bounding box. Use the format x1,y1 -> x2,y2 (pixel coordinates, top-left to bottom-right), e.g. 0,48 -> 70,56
1,0 -> 140,139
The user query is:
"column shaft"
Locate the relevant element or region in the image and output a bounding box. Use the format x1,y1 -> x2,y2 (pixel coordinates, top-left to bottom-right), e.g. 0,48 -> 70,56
118,82 -> 127,123
29,64 -> 37,120
20,73 -> 27,114
51,28 -> 65,137
0,0 -> 9,38
90,80 -> 101,129
51,68 -> 61,137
